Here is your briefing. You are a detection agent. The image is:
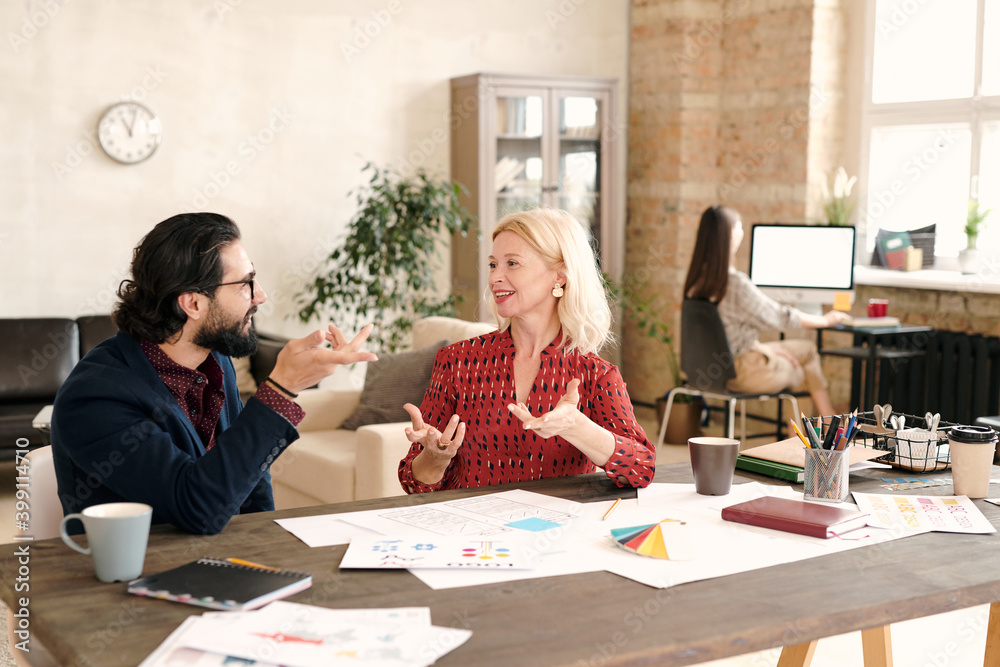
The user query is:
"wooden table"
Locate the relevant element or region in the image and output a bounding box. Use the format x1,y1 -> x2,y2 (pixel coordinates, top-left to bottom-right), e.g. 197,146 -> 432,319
4,463 -> 1000,667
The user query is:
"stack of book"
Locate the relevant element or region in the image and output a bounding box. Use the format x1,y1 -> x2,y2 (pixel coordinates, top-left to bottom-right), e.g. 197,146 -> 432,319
735,437 -> 884,483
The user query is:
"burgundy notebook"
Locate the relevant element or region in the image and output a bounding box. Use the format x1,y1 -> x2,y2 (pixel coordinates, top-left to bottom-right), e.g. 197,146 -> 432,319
721,496 -> 869,539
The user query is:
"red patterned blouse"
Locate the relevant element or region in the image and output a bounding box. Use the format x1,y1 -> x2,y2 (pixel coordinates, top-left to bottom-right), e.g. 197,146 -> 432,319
398,329 -> 655,493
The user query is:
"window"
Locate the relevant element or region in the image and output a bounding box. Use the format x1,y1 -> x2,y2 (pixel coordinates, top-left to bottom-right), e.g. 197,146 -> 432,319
861,0 -> 1000,260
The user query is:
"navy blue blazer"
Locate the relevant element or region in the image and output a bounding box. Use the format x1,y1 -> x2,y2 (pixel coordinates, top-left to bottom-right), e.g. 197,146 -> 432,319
52,332 -> 299,534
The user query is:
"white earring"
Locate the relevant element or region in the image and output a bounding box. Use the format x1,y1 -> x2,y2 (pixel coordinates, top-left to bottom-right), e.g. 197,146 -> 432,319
552,283 -> 564,298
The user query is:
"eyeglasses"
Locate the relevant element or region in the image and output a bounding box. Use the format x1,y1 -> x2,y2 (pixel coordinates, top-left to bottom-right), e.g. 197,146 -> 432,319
207,271 -> 257,300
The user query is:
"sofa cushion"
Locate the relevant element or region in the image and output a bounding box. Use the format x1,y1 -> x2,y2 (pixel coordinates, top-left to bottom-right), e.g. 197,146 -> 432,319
341,339 -> 448,430
271,428 -> 358,508
412,316 -> 496,349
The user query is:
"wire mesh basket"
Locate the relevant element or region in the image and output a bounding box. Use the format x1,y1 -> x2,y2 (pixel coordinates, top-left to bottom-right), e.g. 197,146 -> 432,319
817,411 -> 955,472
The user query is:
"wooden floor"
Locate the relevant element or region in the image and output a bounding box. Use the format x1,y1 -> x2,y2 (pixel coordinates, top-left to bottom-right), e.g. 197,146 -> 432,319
0,408 -> 989,666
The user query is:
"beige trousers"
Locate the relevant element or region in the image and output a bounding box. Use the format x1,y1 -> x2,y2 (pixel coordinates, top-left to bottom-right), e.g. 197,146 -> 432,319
727,339 -> 828,395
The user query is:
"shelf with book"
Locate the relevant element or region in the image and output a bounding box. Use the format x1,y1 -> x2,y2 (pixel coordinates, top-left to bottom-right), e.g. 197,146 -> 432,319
450,72 -> 619,321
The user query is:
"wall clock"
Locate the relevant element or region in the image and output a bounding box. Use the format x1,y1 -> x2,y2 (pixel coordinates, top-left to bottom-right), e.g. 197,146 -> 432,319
97,102 -> 162,164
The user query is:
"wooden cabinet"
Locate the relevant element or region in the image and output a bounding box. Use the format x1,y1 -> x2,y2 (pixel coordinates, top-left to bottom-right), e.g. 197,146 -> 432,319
449,73 -> 619,321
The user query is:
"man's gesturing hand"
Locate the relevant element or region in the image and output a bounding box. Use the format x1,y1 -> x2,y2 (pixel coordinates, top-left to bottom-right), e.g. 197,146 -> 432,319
268,323 -> 377,396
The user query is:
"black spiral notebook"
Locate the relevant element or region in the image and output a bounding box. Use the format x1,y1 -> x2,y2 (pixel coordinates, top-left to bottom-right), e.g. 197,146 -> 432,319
127,557 -> 312,611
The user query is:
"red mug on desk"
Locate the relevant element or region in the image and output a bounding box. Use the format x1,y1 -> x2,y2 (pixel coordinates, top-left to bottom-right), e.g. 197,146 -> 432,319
867,299 -> 888,317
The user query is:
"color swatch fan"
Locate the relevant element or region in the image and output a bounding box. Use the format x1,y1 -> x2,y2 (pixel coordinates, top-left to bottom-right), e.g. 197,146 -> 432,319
610,519 -> 691,560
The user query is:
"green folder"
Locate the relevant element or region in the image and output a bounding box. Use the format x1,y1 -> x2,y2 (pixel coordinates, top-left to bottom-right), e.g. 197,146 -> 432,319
735,455 -> 804,483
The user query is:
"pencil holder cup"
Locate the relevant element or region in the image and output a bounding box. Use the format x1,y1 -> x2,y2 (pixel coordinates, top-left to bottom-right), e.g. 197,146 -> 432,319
803,447 -> 851,503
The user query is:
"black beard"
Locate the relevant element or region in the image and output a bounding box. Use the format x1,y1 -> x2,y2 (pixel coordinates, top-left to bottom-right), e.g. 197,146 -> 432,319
194,307 -> 259,358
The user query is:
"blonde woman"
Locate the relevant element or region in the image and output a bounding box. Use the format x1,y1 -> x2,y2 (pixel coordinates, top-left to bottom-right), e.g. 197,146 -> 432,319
399,208 -> 655,493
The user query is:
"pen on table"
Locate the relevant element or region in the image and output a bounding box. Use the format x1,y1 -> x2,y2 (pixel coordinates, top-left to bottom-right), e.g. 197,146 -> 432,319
603,497 -> 622,521
226,558 -> 281,572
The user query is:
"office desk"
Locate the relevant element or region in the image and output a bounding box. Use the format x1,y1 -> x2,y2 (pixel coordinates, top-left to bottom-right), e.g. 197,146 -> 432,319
4,464 -> 1000,667
819,324 -> 932,410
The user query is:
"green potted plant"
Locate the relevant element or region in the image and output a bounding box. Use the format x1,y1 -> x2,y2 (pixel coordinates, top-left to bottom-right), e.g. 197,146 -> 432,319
296,162 -> 475,352
960,199 -> 992,274
605,277 -> 702,444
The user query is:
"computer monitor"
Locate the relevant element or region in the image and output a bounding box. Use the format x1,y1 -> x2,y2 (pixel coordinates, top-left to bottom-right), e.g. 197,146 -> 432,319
748,223 -> 856,311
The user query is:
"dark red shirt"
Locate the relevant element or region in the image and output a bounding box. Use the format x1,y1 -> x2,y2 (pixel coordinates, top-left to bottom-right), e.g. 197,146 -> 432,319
139,341 -> 303,450
398,329 -> 655,493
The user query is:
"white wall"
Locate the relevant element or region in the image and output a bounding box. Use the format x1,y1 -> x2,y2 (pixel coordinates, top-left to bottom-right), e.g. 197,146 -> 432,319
0,0 -> 629,339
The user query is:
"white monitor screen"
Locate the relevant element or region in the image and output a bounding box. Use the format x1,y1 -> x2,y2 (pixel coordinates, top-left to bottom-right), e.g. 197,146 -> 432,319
748,224 -> 855,305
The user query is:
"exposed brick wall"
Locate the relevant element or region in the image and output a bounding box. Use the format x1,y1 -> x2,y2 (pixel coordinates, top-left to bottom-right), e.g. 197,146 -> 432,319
624,0 -> 848,405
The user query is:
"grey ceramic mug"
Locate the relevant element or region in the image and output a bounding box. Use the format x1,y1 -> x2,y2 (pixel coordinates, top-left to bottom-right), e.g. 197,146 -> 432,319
59,502 -> 152,582
689,437 -> 741,495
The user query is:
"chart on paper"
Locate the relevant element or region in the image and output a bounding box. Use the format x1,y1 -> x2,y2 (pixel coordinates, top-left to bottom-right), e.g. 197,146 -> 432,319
449,495 -> 577,523
293,489 -> 583,542
379,495 -> 577,536
379,507 -> 512,536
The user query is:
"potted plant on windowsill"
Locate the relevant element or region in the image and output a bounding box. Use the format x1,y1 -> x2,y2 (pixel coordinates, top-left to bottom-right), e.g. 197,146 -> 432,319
296,162 -> 475,352
606,277 -> 702,444
959,199 -> 992,275
821,166 -> 858,227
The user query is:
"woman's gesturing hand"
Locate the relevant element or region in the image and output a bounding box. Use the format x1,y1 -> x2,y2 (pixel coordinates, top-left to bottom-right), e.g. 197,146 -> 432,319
507,378 -> 583,438
404,403 -> 466,461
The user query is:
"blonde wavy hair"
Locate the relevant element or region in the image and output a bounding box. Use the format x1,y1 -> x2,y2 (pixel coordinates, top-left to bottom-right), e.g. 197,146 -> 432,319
486,208 -> 612,355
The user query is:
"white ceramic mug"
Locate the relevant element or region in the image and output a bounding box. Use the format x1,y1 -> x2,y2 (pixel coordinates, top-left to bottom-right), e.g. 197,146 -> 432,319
59,502 -> 152,582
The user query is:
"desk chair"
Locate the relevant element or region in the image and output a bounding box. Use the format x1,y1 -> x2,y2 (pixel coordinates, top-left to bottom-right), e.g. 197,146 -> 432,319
656,298 -> 808,447
7,446 -> 60,667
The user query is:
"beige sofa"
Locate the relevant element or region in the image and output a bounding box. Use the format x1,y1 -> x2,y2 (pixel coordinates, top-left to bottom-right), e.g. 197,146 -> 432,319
270,316 -> 496,509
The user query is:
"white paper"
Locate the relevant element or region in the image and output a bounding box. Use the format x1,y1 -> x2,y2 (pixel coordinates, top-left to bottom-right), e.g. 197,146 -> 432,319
274,515 -> 380,548
148,602 -> 469,667
852,492 -> 997,534
277,490 -> 580,548
274,484 -> 943,593
603,481 -> 926,589
139,615 -> 281,667
340,536 -> 533,570
336,489 -> 580,538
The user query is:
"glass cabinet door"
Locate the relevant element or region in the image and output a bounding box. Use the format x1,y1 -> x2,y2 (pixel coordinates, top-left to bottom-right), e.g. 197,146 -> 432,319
495,95 -> 544,219
557,95 -> 603,253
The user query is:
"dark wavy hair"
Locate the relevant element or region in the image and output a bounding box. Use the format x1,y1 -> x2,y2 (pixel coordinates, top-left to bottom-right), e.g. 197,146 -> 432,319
113,213 -> 241,343
683,205 -> 736,303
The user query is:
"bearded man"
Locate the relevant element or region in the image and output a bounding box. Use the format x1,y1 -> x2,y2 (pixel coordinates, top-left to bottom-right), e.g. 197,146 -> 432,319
52,213 -> 375,534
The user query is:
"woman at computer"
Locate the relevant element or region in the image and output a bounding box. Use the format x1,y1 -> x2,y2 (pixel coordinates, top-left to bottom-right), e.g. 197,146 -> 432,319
684,205 -> 850,416
398,208 -> 655,493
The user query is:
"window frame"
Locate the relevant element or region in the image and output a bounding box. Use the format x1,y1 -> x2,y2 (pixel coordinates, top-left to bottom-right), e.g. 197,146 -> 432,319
859,0 -> 1000,262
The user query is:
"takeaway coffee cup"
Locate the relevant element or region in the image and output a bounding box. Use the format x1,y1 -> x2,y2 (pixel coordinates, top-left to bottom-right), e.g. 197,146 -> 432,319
689,437 -> 740,495
948,426 -> 999,499
59,502 -> 152,582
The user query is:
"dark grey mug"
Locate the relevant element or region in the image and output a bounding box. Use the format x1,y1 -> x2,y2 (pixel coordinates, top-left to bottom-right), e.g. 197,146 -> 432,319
689,437 -> 740,495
